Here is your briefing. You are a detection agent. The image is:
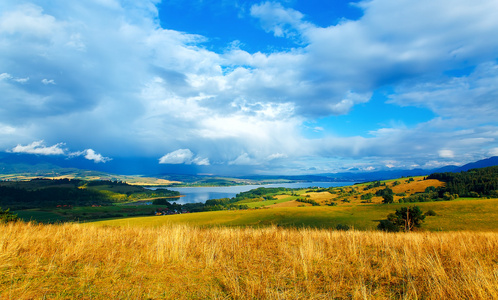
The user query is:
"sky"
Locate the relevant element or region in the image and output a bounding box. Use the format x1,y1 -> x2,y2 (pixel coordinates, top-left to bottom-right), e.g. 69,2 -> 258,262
1,0 -> 498,175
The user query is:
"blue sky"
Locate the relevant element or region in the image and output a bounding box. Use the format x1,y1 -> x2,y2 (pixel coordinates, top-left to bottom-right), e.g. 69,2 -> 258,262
1,0 -> 498,175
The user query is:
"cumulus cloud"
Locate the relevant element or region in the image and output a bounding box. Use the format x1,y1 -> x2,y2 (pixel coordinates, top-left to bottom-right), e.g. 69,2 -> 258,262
159,149 -> 194,164
159,149 -> 209,165
389,62 -> 498,125
9,140 -> 65,155
250,2 -> 312,40
71,149 -> 112,163
9,140 -> 111,163
229,153 -> 256,165
1,0 -> 498,173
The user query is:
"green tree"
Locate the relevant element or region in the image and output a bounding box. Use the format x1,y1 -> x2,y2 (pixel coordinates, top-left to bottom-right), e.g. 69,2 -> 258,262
382,194 -> 394,204
378,206 -> 425,232
0,207 -> 19,223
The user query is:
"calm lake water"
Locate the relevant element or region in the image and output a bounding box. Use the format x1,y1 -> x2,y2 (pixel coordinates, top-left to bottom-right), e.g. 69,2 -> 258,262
160,182 -> 354,204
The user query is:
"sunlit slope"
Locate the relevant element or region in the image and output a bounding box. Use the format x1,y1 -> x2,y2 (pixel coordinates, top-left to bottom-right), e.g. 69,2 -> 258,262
3,223 -> 498,299
237,177 -> 445,208
93,198 -> 498,231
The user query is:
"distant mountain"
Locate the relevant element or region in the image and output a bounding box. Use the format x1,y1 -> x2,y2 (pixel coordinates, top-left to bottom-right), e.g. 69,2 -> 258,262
265,156 -> 498,183
431,165 -> 460,173
428,156 -> 498,174
2,151 -> 498,183
454,156 -> 498,172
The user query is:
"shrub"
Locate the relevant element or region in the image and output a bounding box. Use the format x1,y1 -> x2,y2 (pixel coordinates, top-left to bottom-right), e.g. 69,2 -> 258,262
296,198 -> 320,206
361,193 -> 374,200
425,209 -> 437,216
336,224 -> 350,231
377,219 -> 399,232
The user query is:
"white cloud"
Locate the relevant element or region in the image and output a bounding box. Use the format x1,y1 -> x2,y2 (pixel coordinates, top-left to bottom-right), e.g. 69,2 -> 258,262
9,140 -> 111,163
229,153 -> 256,165
9,140 -> 65,155
438,149 -> 455,158
158,149 -> 209,165
81,149 -> 112,163
267,153 -> 287,160
0,123 -> 16,134
41,79 -> 55,85
192,156 -> 210,166
159,149 -> 194,164
0,0 -> 497,173
250,2 -> 311,40
389,62 -> 498,125
0,73 -> 12,80
14,77 -> 29,83
0,73 -> 29,83
488,148 -> 498,157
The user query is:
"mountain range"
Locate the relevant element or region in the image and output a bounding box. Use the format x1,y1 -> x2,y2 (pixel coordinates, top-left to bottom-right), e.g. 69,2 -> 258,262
1,152 -> 498,183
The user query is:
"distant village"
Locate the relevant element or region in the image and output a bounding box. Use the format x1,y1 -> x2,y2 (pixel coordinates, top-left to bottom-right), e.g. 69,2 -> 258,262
154,208 -> 189,215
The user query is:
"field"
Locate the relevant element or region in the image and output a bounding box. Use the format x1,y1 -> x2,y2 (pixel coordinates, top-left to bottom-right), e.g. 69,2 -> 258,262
0,171 -> 180,186
15,205 -> 169,223
3,172 -> 498,299
235,177 -> 445,209
94,198 -> 498,231
1,222 -> 497,299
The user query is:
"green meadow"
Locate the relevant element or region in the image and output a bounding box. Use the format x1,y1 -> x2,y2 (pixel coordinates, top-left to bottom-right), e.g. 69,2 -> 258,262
93,197 -> 498,231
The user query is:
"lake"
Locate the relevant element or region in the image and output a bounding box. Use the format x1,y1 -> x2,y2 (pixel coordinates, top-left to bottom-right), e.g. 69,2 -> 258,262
161,182 -> 354,204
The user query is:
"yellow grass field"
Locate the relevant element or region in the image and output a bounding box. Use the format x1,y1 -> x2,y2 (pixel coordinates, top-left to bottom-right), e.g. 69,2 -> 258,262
94,198 -> 498,231
254,177 -> 447,208
1,222 -> 497,299
268,199 -> 311,207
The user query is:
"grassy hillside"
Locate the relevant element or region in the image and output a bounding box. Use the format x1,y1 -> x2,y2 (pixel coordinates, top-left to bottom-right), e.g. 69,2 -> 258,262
2,222 -> 497,299
3,169 -> 498,298
6,170 -> 498,230
1,179 -> 180,221
229,176 -> 444,209
94,198 -> 498,231
0,168 -> 180,186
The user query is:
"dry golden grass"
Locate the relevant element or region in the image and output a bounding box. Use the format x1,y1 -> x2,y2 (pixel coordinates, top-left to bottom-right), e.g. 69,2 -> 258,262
391,179 -> 445,194
299,178 -> 448,206
268,200 -> 310,208
1,222 -> 498,299
301,191 -> 337,202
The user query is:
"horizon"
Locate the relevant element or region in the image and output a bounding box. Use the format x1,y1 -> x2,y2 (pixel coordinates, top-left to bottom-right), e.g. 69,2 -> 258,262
1,0 -> 498,176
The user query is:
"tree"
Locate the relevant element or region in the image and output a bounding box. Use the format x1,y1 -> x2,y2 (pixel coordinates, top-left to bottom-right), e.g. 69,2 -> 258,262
382,194 -> 394,204
378,206 -> 425,232
377,219 -> 399,232
376,186 -> 393,197
0,207 -> 19,223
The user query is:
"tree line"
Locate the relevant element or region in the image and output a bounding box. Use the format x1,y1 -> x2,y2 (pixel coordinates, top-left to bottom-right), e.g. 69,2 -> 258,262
0,179 -> 179,210
427,166 -> 498,198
